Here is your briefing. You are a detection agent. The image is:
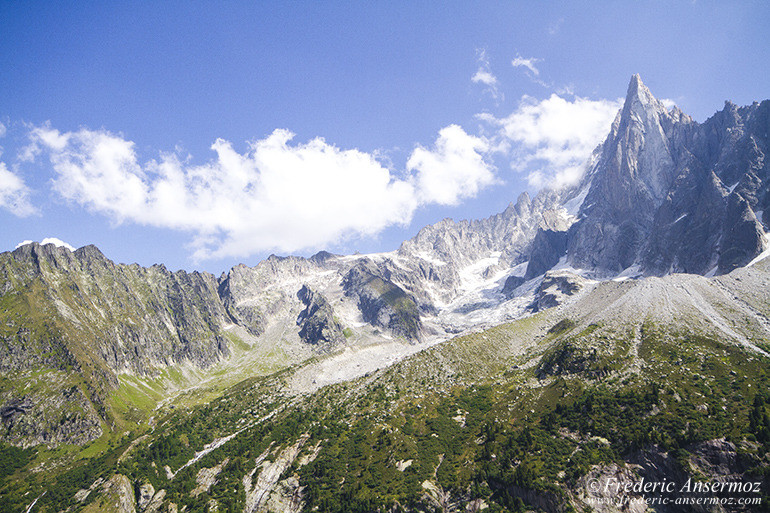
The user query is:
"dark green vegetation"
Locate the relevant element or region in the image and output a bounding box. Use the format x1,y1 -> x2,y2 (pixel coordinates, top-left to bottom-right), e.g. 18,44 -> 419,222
0,443 -> 35,479
3,310 -> 770,512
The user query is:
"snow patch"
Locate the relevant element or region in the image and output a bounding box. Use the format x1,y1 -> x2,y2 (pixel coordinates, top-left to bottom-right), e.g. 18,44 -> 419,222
613,264 -> 643,282
416,250 -> 448,266
434,268 -> 541,332
550,255 -> 595,280
563,181 -> 592,217
556,206 -> 578,226
457,253 -> 502,292
746,233 -> 770,268
508,261 -> 528,278
337,251 -> 397,263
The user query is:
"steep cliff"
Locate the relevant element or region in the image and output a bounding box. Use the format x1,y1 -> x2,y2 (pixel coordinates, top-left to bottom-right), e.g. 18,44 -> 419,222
296,285 -> 345,347
563,75 -> 769,277
0,243 -> 234,446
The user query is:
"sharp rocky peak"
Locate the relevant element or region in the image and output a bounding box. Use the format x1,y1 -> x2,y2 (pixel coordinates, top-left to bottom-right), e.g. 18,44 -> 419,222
623,74 -> 667,114
614,74 -> 682,139
562,75 -> 769,277
625,74 -> 654,104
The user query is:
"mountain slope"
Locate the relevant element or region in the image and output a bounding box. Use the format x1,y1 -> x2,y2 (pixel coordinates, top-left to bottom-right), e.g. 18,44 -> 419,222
2,75 -> 769,452
20,257 -> 770,513
0,243 -> 232,447
0,242 -> 451,448
2,75 -> 770,512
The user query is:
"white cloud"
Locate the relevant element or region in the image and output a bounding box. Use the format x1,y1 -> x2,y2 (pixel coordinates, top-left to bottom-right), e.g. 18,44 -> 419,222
471,49 -> 502,102
28,124 -> 494,260
510,54 -> 553,89
471,69 -> 498,88
661,98 -> 677,110
16,238 -> 76,251
0,162 -> 36,217
0,122 -> 6,138
408,125 -> 496,206
511,55 -> 541,76
484,94 -> 622,189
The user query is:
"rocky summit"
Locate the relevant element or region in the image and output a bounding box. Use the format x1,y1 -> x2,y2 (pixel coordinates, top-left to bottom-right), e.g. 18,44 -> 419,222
2,76 -> 770,513
570,75 -> 769,277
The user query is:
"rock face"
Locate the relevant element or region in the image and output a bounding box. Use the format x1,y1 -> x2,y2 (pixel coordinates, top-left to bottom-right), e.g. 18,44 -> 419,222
525,210 -> 573,280
136,482 -> 155,510
296,285 -> 344,347
218,264 -> 266,336
575,463 -> 649,513
81,474 -> 136,513
0,387 -> 102,448
243,435 -> 310,513
143,490 -> 166,513
191,458 -> 229,498
0,243 -> 232,447
717,193 -> 766,273
501,275 -> 526,298
564,75 -> 769,277
571,439 -> 751,513
569,74 -> 688,274
263,476 -> 304,513
343,261 -> 423,340
392,190 -> 560,307
1,243 -> 230,376
532,271 -> 589,312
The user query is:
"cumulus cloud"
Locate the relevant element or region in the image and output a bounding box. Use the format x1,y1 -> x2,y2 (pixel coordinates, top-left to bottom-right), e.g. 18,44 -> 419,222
408,125 -> 496,206
0,162 -> 36,217
482,94 -> 622,189
471,49 -> 502,102
27,124 -> 494,260
16,238 -> 76,251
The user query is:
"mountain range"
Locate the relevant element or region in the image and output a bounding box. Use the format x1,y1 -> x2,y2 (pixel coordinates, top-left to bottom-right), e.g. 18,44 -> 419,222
2,75 -> 770,513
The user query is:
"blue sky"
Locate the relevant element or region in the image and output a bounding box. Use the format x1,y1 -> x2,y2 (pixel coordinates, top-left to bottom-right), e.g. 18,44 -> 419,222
1,1 -> 768,273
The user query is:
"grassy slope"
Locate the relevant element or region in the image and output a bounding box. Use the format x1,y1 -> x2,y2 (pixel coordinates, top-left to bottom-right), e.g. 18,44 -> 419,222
16,312 -> 768,511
